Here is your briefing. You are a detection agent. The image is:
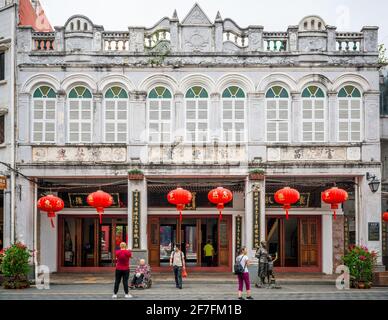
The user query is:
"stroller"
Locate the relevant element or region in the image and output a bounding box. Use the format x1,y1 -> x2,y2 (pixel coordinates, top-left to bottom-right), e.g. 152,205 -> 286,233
130,264 -> 152,289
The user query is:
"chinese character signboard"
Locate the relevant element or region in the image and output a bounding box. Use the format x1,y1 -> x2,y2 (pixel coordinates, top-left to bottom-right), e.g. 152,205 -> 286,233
69,193 -> 120,208
368,222 -> 380,241
235,215 -> 242,253
253,191 -> 260,249
185,192 -> 196,210
132,191 -> 141,249
265,193 -> 310,207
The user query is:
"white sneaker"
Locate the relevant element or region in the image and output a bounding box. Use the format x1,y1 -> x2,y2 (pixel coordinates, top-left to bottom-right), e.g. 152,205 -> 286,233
112,294 -> 117,299
124,294 -> 133,299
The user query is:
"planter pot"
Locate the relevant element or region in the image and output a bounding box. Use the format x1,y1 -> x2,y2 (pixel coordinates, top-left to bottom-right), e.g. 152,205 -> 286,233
2,275 -> 30,289
249,173 -> 265,180
128,174 -> 144,180
357,281 -> 366,289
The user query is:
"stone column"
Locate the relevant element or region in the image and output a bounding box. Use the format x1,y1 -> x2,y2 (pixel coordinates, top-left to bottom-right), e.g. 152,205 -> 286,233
291,92 -> 301,143
174,92 -> 185,141
328,92 -> 338,143
244,177 -> 254,258
17,92 -> 30,143
129,91 -> 147,143
248,92 -> 264,142
170,14 -> 179,52
287,26 -> 299,52
326,26 -> 337,52
56,91 -> 66,144
54,27 -> 64,51
364,92 -> 380,143
247,26 -> 263,51
14,177 -> 34,249
361,26 -> 378,53
214,16 -> 223,52
128,177 -> 148,262
358,172 -> 383,268
93,93 -> 103,143
128,27 -> 145,52
210,93 -> 221,142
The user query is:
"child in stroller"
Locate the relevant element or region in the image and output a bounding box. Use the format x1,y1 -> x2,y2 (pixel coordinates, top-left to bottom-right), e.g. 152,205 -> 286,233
130,259 -> 152,289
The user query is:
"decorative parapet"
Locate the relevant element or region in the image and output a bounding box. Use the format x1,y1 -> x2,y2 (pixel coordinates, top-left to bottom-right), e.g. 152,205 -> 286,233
32,31 -> 55,51
103,31 -> 129,51
21,6 -> 379,57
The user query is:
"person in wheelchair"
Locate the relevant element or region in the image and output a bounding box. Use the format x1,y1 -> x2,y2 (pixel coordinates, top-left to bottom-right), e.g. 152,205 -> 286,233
130,259 -> 152,289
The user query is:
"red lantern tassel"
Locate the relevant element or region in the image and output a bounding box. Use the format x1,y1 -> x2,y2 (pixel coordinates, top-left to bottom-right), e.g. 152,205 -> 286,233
99,213 -> 102,224
285,209 -> 289,220
333,210 -> 336,220
50,218 -> 55,228
219,210 -> 222,221
179,211 -> 182,222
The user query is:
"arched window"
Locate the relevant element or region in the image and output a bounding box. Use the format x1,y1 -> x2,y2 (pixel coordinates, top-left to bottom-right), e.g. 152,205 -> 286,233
221,86 -> 246,142
104,86 -> 128,143
68,86 -> 93,143
265,86 -> 290,142
301,85 -> 325,142
338,85 -> 362,142
185,86 -> 209,142
148,86 -> 172,143
32,86 -> 56,142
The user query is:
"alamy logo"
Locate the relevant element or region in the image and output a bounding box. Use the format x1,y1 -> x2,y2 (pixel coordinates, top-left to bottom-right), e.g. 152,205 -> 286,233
35,265 -> 50,290
335,264 -> 350,290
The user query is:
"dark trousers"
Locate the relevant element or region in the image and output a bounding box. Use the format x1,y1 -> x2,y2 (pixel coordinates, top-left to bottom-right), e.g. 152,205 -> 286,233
173,266 -> 182,288
114,269 -> 129,294
131,273 -> 144,286
204,256 -> 213,267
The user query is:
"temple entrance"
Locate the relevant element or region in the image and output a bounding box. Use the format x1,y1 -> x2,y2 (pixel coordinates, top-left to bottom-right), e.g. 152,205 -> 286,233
266,215 -> 321,271
148,215 -> 232,271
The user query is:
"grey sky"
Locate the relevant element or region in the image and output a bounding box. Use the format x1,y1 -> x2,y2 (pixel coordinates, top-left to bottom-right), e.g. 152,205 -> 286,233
39,0 -> 388,48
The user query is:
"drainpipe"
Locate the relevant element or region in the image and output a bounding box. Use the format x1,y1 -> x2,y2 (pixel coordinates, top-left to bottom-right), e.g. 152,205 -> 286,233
9,1 -> 17,244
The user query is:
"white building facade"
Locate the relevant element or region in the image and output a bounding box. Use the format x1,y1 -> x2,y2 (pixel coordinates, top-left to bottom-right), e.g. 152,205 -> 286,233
6,4 -> 384,274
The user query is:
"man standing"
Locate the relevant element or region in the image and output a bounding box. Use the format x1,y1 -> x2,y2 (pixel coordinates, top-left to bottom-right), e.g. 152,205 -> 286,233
203,240 -> 215,267
170,244 -> 185,289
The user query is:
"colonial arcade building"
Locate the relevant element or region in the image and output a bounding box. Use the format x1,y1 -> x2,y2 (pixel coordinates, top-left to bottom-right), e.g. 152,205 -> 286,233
10,4 -> 384,273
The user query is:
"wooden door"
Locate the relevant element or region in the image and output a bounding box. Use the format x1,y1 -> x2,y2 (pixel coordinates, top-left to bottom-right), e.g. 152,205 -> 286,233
148,217 -> 160,266
299,217 -> 319,267
218,216 -> 231,267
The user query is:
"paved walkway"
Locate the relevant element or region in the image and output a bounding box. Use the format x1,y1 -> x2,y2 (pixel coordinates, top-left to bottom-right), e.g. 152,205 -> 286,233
1,283 -> 388,300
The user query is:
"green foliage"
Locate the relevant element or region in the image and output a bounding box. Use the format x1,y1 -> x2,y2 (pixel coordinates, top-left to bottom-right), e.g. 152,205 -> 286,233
342,245 -> 377,285
249,168 -> 265,174
128,169 -> 144,175
1,242 -> 31,278
378,44 -> 388,65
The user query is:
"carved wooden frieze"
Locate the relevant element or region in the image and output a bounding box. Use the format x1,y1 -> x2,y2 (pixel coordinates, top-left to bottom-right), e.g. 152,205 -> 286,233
32,147 -> 127,162
267,146 -> 361,161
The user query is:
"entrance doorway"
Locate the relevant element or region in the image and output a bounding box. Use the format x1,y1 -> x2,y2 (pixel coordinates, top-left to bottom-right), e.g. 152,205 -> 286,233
266,216 -> 321,272
58,215 -> 127,271
148,215 -> 232,271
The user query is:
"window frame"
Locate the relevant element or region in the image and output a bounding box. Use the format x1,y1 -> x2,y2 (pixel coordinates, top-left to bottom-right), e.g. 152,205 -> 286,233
0,114 -> 5,145
147,86 -> 173,144
301,85 -> 327,143
221,86 -> 247,143
67,86 -> 93,143
265,86 -> 291,143
337,86 -> 363,143
184,86 -> 210,143
31,86 -> 57,143
103,86 -> 129,144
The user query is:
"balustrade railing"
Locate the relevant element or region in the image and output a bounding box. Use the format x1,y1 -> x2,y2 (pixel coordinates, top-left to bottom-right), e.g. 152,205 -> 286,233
223,31 -> 248,48
263,32 -> 288,52
103,32 -> 129,51
336,32 -> 362,52
144,30 -> 170,48
32,32 -> 55,51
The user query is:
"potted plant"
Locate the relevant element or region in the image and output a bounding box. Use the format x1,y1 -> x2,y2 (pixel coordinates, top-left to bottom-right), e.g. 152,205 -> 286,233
249,168 -> 265,180
128,169 -> 144,180
1,242 -> 32,289
342,245 -> 377,289
0,249 -> 4,285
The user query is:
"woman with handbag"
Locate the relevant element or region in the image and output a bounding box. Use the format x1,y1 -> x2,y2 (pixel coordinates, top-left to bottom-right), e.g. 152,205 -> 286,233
235,247 -> 253,300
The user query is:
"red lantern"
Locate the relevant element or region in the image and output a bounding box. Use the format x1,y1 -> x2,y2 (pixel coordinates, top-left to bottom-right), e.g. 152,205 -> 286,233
208,187 -> 233,221
37,194 -> 64,228
383,212 -> 388,222
274,187 -> 300,220
87,190 -> 113,224
321,187 -> 348,220
167,188 -> 192,221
